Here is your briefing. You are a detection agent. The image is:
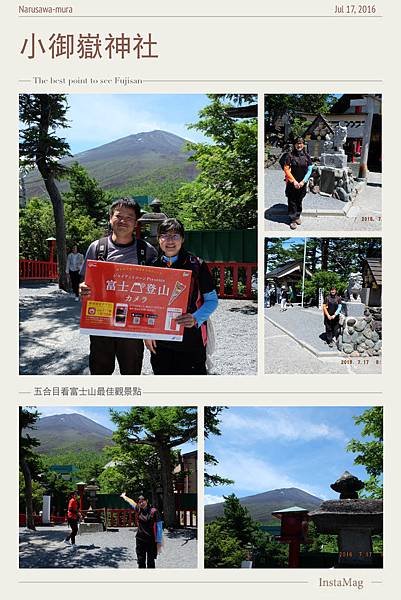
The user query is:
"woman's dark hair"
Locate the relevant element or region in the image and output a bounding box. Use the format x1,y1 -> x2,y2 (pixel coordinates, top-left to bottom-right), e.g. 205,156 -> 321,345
293,137 -> 305,144
109,197 -> 141,220
157,218 -> 185,238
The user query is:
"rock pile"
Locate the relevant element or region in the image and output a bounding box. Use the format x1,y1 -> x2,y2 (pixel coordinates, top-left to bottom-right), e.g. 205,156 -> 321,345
338,308 -> 381,356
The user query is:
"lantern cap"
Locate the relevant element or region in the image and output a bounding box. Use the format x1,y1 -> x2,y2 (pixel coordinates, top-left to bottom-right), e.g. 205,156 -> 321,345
272,506 -> 309,519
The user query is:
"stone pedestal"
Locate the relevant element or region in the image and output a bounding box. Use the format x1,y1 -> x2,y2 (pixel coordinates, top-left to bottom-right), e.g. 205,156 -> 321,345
343,301 -> 365,318
79,522 -> 103,535
338,529 -> 374,567
310,499 -> 382,568
321,152 -> 348,169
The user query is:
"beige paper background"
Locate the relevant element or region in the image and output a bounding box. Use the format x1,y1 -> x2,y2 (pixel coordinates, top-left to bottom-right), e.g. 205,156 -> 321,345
3,0 -> 399,598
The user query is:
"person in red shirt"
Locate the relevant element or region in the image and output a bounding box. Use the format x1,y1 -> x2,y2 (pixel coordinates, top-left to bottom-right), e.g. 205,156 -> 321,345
64,491 -> 80,548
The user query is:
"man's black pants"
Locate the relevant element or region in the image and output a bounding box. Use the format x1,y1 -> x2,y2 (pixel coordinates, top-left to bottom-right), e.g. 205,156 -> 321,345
136,538 -> 157,568
66,519 -> 79,545
325,318 -> 340,344
89,336 -> 144,375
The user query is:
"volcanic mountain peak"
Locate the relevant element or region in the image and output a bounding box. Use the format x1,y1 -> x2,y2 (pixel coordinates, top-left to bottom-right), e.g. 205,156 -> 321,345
205,487 -> 323,524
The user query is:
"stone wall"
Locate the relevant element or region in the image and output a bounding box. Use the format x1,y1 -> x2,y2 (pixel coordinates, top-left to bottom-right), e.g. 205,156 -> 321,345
338,308 -> 382,356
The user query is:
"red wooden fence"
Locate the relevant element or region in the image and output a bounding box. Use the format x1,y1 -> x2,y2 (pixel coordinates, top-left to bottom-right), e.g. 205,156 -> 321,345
20,259 -> 58,280
208,262 -> 257,299
19,259 -> 257,299
106,509 -> 137,528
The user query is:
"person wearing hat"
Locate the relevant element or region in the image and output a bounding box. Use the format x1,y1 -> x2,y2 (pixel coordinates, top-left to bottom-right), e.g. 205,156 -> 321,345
120,492 -> 163,568
282,137 -> 313,229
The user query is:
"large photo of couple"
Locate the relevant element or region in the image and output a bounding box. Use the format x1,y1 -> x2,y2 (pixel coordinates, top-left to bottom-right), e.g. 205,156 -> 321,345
19,93 -> 257,375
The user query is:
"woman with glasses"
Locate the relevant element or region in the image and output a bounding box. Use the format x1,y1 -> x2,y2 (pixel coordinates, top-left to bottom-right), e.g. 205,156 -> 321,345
145,218 -> 218,374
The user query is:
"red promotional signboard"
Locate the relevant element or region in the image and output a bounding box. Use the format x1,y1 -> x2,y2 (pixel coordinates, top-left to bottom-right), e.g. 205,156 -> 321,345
80,260 -> 192,341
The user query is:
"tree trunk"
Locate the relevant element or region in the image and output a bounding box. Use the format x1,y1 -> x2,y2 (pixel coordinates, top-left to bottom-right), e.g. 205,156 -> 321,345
157,446 -> 176,528
20,458 -> 36,531
36,170 -> 68,290
321,239 -> 329,272
36,95 -> 68,291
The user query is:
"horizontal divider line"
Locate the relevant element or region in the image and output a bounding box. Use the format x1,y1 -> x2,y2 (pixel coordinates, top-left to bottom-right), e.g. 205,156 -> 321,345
17,15 -> 383,19
19,581 -> 310,584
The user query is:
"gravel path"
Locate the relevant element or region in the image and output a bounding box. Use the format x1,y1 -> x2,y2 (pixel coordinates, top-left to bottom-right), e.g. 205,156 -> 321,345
265,318 -> 381,375
264,169 -> 382,232
19,283 -> 257,375
19,526 -> 197,569
265,304 -> 340,355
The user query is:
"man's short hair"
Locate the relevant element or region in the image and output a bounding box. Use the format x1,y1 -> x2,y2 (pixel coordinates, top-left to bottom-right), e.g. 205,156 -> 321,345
158,218 -> 185,238
109,198 -> 141,220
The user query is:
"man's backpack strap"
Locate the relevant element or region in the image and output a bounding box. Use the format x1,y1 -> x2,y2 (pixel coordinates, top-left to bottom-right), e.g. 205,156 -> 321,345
95,237 -> 109,261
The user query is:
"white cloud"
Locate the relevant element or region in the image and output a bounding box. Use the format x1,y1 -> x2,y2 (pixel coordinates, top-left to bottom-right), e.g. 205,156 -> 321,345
221,409 -> 345,444
214,449 -> 325,499
204,494 -> 226,506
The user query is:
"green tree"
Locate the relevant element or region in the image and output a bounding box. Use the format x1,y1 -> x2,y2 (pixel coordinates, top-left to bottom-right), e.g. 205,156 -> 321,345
204,520 -> 246,568
221,494 -> 256,546
177,95 -> 257,229
64,163 -> 111,224
19,94 -> 72,289
19,197 -> 55,260
98,444 -> 162,505
110,407 -> 197,527
19,196 -> 103,260
205,495 -> 288,568
204,407 -> 234,487
303,271 -> 348,303
265,94 -> 336,127
346,407 -> 383,498
19,407 -> 42,530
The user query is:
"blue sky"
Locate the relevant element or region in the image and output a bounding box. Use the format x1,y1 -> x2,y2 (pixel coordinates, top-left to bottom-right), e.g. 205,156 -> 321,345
61,94 -> 210,154
205,406 -> 379,505
36,406 -> 196,453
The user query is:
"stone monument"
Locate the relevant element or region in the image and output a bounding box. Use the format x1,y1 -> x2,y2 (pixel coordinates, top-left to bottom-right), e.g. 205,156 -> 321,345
79,505 -> 104,534
337,272 -> 381,356
343,272 -> 365,317
309,471 -> 382,567
313,122 -> 360,202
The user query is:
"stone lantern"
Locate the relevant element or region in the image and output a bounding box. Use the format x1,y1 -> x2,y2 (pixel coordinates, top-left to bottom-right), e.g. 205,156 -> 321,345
79,480 -> 103,534
309,471 -> 383,567
272,506 -> 310,568
137,197 -> 168,248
